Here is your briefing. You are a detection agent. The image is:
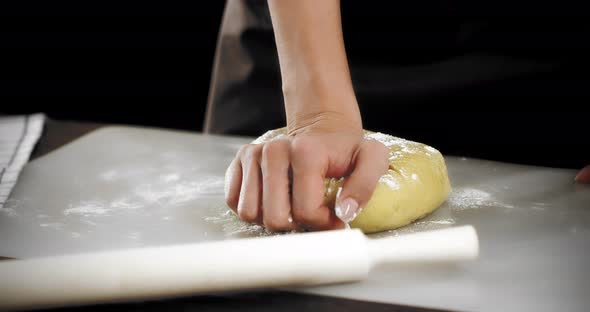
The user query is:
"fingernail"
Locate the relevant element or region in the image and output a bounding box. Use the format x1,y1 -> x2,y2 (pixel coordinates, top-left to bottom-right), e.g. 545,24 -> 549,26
575,166 -> 590,183
335,197 -> 360,223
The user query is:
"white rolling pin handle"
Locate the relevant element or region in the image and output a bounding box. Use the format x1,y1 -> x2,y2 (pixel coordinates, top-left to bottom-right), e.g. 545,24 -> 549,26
368,225 -> 479,266
0,230 -> 370,311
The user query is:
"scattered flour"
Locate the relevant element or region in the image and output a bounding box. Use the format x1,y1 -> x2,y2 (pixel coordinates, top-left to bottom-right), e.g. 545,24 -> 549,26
204,208 -> 296,237
40,222 -> 64,230
204,210 -> 273,237
379,174 -> 400,190
448,187 -> 514,210
110,198 -> 142,210
0,207 -> 17,217
425,146 -> 438,153
64,176 -> 226,218
366,132 -> 410,147
416,219 -> 455,225
64,201 -> 111,217
99,170 -> 118,181
252,131 -> 286,144
64,197 -> 145,217
370,187 -> 516,237
134,177 -> 225,206
82,220 -> 98,226
368,217 -> 457,238
127,232 -> 141,240
160,173 -> 180,183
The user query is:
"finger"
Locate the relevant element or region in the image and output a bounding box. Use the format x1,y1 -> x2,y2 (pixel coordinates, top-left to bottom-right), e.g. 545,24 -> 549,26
575,165 -> 590,184
291,139 -> 343,230
261,140 -> 295,231
224,156 -> 242,212
237,144 -> 263,224
335,139 -> 389,223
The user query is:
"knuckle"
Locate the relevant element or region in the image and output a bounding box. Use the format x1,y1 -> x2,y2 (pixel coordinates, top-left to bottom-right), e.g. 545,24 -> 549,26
237,144 -> 249,157
261,140 -> 290,178
261,140 -> 288,161
367,139 -> 389,155
290,138 -> 314,158
292,208 -> 328,229
238,205 -> 258,223
241,144 -> 262,165
290,139 -> 323,169
263,216 -> 290,232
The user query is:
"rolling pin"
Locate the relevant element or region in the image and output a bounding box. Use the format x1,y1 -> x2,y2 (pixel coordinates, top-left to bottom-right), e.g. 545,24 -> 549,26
0,225 -> 478,311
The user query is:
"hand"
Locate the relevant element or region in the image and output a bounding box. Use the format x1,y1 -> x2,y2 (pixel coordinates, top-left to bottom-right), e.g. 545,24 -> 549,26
224,115 -> 389,232
575,165 -> 590,183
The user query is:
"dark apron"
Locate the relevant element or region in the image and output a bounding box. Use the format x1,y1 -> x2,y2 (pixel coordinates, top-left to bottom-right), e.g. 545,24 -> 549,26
204,0 -> 588,169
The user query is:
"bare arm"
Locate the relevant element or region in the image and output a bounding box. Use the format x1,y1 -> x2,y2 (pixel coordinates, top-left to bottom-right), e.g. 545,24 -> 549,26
268,0 -> 361,133
225,0 -> 389,231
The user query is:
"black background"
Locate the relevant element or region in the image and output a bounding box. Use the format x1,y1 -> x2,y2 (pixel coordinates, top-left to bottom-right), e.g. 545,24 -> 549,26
1,1 -> 226,131
0,1 -> 588,168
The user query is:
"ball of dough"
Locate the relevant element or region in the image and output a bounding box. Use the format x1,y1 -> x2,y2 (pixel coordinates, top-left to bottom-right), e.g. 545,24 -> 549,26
252,128 -> 451,233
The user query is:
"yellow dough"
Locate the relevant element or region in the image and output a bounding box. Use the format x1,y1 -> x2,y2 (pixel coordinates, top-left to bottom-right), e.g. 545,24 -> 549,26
252,128 -> 451,233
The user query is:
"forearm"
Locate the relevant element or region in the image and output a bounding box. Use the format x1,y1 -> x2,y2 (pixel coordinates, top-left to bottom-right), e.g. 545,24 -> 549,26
267,0 -> 361,133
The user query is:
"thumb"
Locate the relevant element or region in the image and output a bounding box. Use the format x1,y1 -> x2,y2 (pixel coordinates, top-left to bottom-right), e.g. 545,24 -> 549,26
575,165 -> 590,184
335,139 -> 389,223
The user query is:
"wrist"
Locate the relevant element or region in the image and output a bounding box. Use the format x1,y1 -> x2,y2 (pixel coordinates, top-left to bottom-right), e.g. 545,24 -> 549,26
287,110 -> 363,137
284,85 -> 362,136
280,52 -> 361,135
